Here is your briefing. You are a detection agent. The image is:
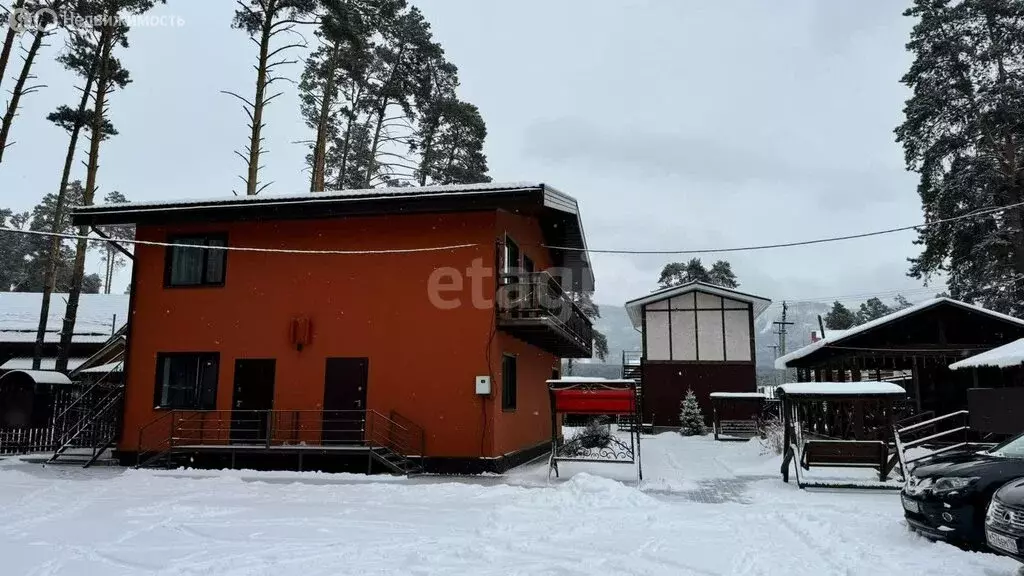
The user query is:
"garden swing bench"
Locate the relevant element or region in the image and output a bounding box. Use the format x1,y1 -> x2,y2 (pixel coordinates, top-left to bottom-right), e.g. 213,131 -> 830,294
778,382 -> 906,490
547,378 -> 643,483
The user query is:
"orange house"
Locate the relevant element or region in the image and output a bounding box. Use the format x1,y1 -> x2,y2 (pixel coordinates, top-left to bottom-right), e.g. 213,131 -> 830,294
71,182 -> 595,473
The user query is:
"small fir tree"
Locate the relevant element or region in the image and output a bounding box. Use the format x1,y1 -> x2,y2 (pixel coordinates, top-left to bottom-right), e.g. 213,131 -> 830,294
678,388 -> 706,436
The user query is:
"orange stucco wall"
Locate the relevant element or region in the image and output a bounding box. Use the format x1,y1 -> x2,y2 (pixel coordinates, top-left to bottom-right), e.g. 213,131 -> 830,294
121,209 -> 559,459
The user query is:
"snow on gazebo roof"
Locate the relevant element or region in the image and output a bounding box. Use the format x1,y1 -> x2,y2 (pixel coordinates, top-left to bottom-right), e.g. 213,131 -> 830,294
949,338 -> 1024,370
777,382 -> 906,397
709,392 -> 765,399
774,297 -> 1024,370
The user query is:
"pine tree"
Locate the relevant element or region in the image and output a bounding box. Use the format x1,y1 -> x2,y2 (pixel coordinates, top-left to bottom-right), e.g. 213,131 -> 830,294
678,388 -> 706,436
0,1 -> 59,166
658,258 -> 739,289
0,0 -> 27,95
91,190 -> 133,293
898,0 -> 1024,315
415,98 -> 489,185
893,294 -> 914,311
857,297 -> 892,323
34,9 -> 107,368
824,301 -> 857,330
229,0 -> 317,195
57,0 -> 155,371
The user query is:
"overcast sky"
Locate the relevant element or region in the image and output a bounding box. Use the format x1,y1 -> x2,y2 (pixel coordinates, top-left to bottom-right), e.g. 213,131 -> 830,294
0,0 -> 935,310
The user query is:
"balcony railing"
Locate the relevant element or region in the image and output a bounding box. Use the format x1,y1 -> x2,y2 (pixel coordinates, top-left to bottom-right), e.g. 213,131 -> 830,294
496,271 -> 593,358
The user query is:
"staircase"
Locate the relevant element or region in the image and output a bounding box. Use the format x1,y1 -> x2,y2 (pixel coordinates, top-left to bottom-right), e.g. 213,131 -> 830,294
48,369 -> 124,468
618,351 -> 644,432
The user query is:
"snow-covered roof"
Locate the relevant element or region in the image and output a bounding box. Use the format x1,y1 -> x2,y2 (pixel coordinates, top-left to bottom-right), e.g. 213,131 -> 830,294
777,382 -> 906,396
80,181 -> 548,211
0,293 -> 128,344
774,297 -> 1024,369
78,361 -> 124,374
949,338 -> 1024,370
709,392 -> 766,399
0,370 -> 73,386
0,358 -> 87,371
624,281 -> 772,329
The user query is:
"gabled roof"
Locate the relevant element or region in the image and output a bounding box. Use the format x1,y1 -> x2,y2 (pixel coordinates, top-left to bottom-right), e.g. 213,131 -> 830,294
775,297 -> 1024,369
624,281 -> 772,329
70,182 -> 595,290
949,338 -> 1024,370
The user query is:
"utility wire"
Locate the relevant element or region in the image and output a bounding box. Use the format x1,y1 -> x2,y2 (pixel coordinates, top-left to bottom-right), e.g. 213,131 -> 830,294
544,200 -> 1024,255
0,226 -> 479,255
3,199 -> 1024,257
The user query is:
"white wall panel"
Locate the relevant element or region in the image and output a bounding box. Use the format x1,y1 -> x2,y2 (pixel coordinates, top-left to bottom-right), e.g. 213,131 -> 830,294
646,299 -> 669,310
696,310 -> 724,360
670,310 -> 697,360
724,310 -> 752,361
645,311 -> 671,360
670,293 -> 695,309
723,297 -> 748,310
695,292 -> 722,309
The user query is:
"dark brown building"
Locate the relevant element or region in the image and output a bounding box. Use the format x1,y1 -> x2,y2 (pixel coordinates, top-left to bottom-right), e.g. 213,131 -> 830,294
624,282 -> 771,428
776,298 -> 1024,417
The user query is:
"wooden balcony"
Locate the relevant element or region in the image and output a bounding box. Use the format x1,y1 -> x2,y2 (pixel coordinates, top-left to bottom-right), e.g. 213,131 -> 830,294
496,272 -> 593,358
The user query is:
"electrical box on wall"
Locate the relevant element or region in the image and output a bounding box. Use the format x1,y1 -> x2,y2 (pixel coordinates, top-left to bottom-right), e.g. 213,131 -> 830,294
475,376 -> 491,395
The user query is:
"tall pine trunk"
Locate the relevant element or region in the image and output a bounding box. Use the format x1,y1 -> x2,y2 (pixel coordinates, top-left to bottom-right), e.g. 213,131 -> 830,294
0,26 -> 45,165
335,86 -> 364,189
364,100 -> 388,187
0,0 -> 24,94
56,27 -> 113,372
244,2 -> 276,196
309,43 -> 339,192
32,50 -> 100,368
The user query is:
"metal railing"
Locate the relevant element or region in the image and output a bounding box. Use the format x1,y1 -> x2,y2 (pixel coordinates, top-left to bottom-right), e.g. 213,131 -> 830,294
135,409 -> 425,472
893,410 -> 991,473
496,271 -> 593,350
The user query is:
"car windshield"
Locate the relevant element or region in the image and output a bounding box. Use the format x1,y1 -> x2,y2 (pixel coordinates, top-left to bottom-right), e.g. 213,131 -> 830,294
988,432 -> 1024,458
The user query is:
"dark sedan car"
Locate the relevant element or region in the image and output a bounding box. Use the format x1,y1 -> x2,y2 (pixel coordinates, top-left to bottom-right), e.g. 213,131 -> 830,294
986,478 -> 1024,563
902,432 -> 1024,547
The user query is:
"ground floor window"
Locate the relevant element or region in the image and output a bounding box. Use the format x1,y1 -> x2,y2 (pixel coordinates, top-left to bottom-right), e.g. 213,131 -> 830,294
154,353 -> 219,410
502,354 -> 517,411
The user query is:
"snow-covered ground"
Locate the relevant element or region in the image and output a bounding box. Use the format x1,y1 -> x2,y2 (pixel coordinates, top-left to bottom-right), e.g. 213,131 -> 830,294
0,434 -> 1018,575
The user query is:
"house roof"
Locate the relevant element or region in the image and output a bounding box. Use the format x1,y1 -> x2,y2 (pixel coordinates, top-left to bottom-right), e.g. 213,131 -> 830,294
0,358 -> 87,371
0,293 -> 128,345
949,338 -> 1024,370
774,297 -> 1024,369
624,281 -> 772,329
70,182 -> 595,290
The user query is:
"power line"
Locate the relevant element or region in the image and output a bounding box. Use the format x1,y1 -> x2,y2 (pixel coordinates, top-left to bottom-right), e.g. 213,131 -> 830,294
544,200 -> 1024,255
4,197 -> 1024,258
0,226 -> 479,255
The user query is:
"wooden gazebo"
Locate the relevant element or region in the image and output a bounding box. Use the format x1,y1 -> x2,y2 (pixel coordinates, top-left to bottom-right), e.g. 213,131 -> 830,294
775,298 -> 1024,417
778,381 -> 907,488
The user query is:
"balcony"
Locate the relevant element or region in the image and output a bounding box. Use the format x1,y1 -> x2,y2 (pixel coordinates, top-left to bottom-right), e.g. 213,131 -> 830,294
496,272 -> 593,358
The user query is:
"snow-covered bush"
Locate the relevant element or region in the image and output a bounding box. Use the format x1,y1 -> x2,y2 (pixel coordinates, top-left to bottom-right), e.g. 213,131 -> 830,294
760,415 -> 785,455
678,389 -> 706,436
580,418 -> 612,449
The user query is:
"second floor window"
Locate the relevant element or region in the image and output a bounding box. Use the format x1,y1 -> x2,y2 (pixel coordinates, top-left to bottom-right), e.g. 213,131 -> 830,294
166,234 -> 227,287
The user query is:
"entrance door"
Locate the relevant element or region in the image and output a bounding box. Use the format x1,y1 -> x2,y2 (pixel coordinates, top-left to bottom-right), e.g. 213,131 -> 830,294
231,359 -> 276,445
323,358 -> 369,445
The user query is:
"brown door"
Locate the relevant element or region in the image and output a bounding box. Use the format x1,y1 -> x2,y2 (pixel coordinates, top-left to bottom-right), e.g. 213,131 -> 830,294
231,359 -> 275,444
323,358 -> 369,445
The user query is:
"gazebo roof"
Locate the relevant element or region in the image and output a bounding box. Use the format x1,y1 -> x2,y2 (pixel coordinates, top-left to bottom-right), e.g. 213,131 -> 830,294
777,382 -> 906,399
